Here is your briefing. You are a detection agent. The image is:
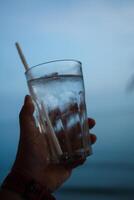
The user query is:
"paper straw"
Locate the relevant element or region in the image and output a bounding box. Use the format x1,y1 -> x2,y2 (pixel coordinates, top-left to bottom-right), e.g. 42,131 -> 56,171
36,102 -> 61,158
41,102 -> 63,155
15,42 -> 29,71
15,42 -> 63,156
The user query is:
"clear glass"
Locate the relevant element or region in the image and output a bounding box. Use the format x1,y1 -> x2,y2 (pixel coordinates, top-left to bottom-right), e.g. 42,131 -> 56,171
25,59 -> 92,164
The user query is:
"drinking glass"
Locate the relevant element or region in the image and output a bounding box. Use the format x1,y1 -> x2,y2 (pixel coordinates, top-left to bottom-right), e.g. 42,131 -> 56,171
25,59 -> 92,164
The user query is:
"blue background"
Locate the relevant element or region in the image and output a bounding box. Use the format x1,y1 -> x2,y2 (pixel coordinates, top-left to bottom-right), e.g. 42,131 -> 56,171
0,0 -> 134,199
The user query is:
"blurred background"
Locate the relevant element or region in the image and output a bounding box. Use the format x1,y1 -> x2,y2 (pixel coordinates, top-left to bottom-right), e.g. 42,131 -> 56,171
0,0 -> 134,199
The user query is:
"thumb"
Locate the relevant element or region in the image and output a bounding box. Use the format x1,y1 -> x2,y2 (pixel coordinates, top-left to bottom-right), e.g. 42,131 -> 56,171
19,95 -> 36,134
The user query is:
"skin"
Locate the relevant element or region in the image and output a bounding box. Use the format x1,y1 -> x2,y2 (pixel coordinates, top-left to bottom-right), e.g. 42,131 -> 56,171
0,95 -> 96,199
13,95 -> 96,191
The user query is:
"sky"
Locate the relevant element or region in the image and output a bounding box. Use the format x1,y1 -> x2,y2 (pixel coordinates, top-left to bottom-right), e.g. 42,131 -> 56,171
1,0 -> 134,193
0,0 -> 134,119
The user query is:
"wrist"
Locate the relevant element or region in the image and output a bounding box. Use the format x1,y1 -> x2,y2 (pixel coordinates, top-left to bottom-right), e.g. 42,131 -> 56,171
12,165 -> 56,192
0,187 -> 24,200
1,169 -> 56,200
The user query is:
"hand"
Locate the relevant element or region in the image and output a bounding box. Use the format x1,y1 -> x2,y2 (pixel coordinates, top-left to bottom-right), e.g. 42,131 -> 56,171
12,95 -> 97,192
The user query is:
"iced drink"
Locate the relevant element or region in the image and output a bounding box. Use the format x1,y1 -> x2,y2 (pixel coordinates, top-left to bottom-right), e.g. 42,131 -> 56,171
25,60 -> 92,164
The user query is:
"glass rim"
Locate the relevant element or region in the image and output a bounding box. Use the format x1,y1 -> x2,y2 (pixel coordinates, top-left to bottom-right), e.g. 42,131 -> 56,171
25,59 -> 82,74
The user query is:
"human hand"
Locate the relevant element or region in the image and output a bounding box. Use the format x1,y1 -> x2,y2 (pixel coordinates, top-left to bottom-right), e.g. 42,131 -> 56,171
12,95 -> 96,192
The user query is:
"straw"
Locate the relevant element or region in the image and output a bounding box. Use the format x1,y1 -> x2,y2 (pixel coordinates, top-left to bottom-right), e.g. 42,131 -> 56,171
15,42 -> 29,71
36,103 -> 59,159
41,102 -> 63,155
15,42 -> 63,156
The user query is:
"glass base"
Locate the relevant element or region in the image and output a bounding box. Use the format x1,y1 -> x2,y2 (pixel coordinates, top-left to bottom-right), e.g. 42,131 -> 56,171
49,148 -> 92,165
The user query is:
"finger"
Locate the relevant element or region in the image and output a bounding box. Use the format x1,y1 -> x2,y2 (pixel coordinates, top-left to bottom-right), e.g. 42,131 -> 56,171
20,95 -> 34,116
67,132 -> 97,151
88,118 -> 96,129
19,95 -> 36,132
88,133 -> 97,145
